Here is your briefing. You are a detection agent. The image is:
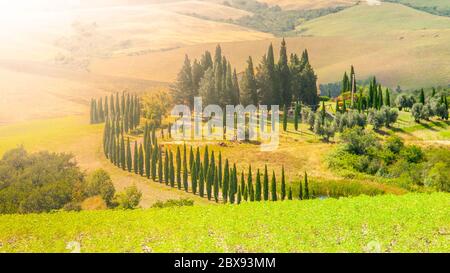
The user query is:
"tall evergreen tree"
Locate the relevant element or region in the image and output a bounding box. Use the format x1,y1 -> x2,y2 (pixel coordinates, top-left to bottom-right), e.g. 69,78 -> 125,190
263,165 -> 269,201
151,145 -> 158,181
304,172 -> 309,199
169,151 -> 175,187
133,141 -> 138,174
240,56 -> 258,106
126,137 -> 132,172
420,89 -> 425,104
120,135 -> 126,170
138,144 -> 144,176
176,146 -> 181,189
171,55 -> 194,108
278,38 -> 291,107
199,165 -> 204,197
385,88 -> 391,107
255,169 -> 261,201
158,148 -> 163,183
222,159 -> 229,203
294,102 -> 300,131
183,146 -> 188,191
164,148 -> 169,185
214,166 -> 219,202
299,180 -> 303,200
271,171 -> 277,201
247,165 -> 254,201
288,186 -> 293,200
191,161 -> 198,194
206,166 -> 212,200
218,152 -> 223,188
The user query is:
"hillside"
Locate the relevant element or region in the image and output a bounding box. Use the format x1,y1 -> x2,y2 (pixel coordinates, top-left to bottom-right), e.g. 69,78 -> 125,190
0,193 -> 448,252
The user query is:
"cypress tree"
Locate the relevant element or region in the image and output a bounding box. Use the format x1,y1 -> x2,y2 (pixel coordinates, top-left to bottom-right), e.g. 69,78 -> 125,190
255,169 -> 261,201
191,162 -> 198,194
203,145 -> 209,177
420,89 -> 425,104
229,165 -> 236,204
218,152 -> 223,188
271,171 -> 277,201
237,187 -> 242,205
288,186 -> 293,200
278,38 -> 291,107
281,166 -> 286,200
120,135 -> 126,170
206,166 -> 212,200
283,104 -> 288,131
222,159 -> 229,203
90,99 -> 95,124
126,137 -> 132,172
378,86 -> 383,108
294,102 -> 300,131
115,137 -> 119,167
133,141 -> 138,174
183,148 -> 188,191
103,119 -> 110,157
189,146 -> 194,172
385,88 -> 391,107
199,165 -> 204,197
138,144 -> 144,176
304,172 -> 309,199
151,145 -> 158,180
195,147 -> 201,173
104,96 -> 109,120
145,143 -> 151,178
164,148 -> 169,185
169,151 -> 175,187
263,165 -> 269,201
214,166 -> 219,202
335,99 -> 340,113
432,87 -> 436,97
110,94 -> 115,117
247,165 -> 254,201
176,146 -> 181,189
158,148 -> 163,182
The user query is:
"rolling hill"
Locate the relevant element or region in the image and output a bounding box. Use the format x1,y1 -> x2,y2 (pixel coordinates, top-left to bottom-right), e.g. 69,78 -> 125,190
90,2 -> 450,89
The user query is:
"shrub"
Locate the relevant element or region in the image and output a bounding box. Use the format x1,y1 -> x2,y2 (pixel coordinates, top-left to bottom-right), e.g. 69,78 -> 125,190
151,198 -> 194,208
400,145 -> 424,163
424,162 -> 450,192
385,136 -> 404,154
340,127 -> 379,155
114,185 -> 142,209
411,103 -> 423,122
84,169 -> 115,207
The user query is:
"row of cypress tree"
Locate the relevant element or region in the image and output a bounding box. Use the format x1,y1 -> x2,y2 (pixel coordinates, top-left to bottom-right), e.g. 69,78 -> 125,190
90,92 -> 141,131
103,120 -> 312,203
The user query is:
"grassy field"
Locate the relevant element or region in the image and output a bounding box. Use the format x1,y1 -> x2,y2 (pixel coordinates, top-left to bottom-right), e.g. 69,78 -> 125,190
0,193 -> 448,252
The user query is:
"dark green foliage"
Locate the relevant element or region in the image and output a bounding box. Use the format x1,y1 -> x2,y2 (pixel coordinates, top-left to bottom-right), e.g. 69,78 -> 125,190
222,159 -> 229,203
126,138 -> 132,172
158,148 -> 163,183
164,148 -> 169,185
0,148 -> 89,214
299,180 -> 303,200
288,186 -> 293,200
294,102 -> 300,131
304,172 -> 309,199
191,162 -> 198,195
138,144 -> 144,176
133,141 -> 138,174
199,165 -> 205,197
263,165 -> 269,201
176,146 -> 181,189
283,104 -> 288,131
247,165 -> 254,201
271,171 -> 277,201
214,166 -> 219,202
420,89 -> 425,104
255,169 -> 262,201
169,151 -> 175,187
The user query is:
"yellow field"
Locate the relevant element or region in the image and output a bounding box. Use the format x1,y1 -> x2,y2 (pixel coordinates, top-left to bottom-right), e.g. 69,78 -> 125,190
258,0 -> 357,10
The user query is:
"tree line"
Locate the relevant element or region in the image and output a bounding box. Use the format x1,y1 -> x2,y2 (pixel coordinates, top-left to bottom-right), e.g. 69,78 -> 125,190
102,122 -> 313,204
171,40 -> 319,110
90,92 -> 141,132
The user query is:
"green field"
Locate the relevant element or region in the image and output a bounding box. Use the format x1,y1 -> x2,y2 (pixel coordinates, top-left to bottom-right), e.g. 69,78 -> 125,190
0,193 -> 448,253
